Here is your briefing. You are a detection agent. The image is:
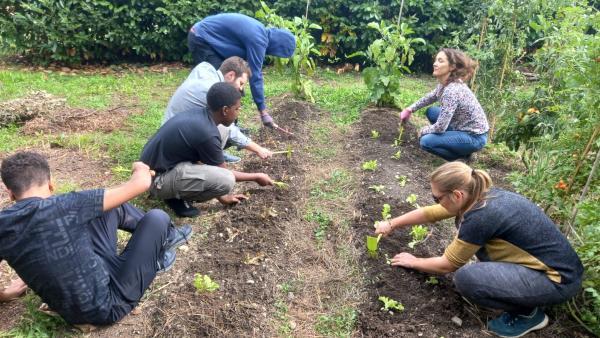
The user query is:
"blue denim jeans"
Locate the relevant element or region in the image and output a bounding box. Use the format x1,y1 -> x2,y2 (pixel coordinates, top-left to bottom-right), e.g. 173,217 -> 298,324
419,106 -> 487,161
453,262 -> 581,315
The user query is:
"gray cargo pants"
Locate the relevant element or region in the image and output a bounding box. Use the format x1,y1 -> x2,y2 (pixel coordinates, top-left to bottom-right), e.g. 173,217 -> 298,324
150,162 -> 235,202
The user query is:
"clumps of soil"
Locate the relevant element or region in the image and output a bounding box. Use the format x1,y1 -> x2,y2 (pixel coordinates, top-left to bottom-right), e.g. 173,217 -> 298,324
0,91 -> 136,134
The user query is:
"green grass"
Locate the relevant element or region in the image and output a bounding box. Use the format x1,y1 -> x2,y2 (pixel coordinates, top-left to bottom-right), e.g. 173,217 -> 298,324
0,294 -> 72,338
315,307 -> 357,337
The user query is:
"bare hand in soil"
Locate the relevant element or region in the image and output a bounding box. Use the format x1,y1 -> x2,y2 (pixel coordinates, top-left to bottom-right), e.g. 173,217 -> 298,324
374,221 -> 393,235
390,252 -> 418,269
0,278 -> 27,301
255,173 -> 274,186
256,147 -> 273,159
218,194 -> 249,205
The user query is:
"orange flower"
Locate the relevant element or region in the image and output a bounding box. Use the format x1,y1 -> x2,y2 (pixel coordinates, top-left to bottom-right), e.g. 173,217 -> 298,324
555,179 -> 567,190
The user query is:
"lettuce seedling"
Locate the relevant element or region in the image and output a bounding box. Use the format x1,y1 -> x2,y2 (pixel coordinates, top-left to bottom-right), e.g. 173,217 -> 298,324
371,130 -> 380,139
381,203 -> 391,220
362,160 -> 378,171
408,225 -> 428,249
194,274 -> 219,293
378,296 -> 404,312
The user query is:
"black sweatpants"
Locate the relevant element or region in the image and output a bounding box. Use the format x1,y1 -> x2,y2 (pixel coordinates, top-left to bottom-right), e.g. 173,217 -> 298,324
85,203 -> 170,324
187,30 -> 224,69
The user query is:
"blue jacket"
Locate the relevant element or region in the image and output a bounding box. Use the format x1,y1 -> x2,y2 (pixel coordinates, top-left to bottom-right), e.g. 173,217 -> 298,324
191,13 -> 295,111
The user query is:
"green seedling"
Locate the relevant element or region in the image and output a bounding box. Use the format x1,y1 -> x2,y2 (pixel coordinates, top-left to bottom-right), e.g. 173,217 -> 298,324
362,160 -> 378,171
384,253 -> 392,265
408,225 -> 428,249
273,181 -> 289,189
366,234 -> 382,252
194,274 -> 219,293
272,145 -> 294,159
395,175 -> 408,187
381,203 -> 391,220
425,276 -> 439,285
405,193 -> 419,208
371,130 -> 380,139
378,296 -> 404,312
391,150 -> 402,160
368,185 -> 386,194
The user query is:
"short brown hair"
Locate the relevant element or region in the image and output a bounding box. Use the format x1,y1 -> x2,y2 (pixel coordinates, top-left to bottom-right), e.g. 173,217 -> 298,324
437,48 -> 478,84
1,151 -> 51,198
219,56 -> 251,79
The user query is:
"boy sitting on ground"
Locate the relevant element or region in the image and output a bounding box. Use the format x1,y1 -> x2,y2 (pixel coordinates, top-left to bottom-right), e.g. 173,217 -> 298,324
0,151 -> 191,326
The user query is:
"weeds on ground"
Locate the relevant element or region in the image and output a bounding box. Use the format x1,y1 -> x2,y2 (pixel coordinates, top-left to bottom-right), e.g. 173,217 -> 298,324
315,307 -> 357,337
1,293 -> 71,337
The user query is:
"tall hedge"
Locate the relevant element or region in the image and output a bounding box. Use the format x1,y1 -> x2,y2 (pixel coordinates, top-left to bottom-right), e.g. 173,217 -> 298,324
0,0 -> 475,65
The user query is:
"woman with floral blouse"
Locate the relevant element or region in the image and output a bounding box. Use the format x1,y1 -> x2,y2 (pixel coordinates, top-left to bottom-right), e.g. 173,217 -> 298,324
401,48 -> 489,161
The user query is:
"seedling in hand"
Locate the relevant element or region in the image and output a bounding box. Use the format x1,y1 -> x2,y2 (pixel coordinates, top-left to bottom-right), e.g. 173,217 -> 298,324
194,274 -> 219,293
378,296 -> 404,312
362,160 -> 378,171
405,193 -> 419,208
395,175 -> 408,187
408,225 -> 428,249
371,130 -> 380,139
273,181 -> 289,189
381,203 -> 391,220
369,185 -> 386,194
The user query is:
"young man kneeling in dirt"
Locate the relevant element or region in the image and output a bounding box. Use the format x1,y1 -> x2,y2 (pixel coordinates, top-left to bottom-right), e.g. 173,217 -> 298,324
141,82 -> 274,217
0,151 -> 192,327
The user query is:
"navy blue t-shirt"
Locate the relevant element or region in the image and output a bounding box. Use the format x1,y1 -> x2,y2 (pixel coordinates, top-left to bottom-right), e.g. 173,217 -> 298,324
0,190 -> 113,324
140,109 -> 223,172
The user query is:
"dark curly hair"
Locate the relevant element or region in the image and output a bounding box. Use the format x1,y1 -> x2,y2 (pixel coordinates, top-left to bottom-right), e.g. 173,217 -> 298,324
1,151 -> 50,198
206,82 -> 242,113
438,48 -> 478,84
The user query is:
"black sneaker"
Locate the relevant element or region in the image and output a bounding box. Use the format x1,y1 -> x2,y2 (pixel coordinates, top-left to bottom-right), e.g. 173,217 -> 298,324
164,198 -> 200,218
157,249 -> 176,274
164,224 -> 193,252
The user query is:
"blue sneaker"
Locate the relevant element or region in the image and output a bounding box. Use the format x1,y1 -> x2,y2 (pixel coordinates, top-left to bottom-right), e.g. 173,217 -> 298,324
223,152 -> 241,163
157,249 -> 176,274
164,224 -> 193,252
487,307 -> 549,337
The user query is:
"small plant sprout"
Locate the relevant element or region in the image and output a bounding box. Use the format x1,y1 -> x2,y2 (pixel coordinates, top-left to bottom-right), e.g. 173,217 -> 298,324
194,274 -> 220,293
384,253 -> 392,265
381,203 -> 391,220
395,175 -> 408,187
369,185 -> 386,194
362,160 -> 378,171
391,150 -> 402,160
425,276 -> 439,285
273,181 -> 289,189
371,130 -> 380,139
408,225 -> 428,249
366,233 -> 382,252
405,193 -> 419,208
378,296 -> 404,312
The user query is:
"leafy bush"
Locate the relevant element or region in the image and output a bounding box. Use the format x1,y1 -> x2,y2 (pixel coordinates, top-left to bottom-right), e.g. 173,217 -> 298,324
354,21 -> 425,107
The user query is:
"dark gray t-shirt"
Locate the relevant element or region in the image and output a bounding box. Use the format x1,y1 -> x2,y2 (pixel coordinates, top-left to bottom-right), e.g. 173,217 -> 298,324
140,109 -> 224,172
0,190 -> 111,324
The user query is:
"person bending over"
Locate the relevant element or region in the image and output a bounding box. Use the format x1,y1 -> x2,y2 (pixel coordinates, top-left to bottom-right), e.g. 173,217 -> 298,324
374,162 -> 582,338
187,13 -> 296,128
400,48 -> 489,162
141,82 -> 274,217
0,151 -> 191,326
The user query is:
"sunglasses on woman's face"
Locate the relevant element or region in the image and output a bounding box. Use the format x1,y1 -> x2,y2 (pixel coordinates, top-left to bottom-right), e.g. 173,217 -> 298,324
432,192 -> 448,204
